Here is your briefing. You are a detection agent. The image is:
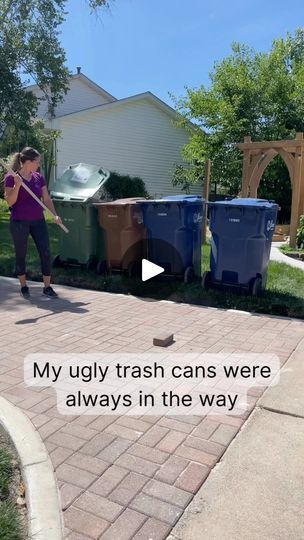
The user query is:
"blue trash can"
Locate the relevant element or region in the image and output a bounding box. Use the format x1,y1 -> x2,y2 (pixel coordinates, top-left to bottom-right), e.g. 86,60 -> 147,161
139,195 -> 205,283
203,198 -> 279,295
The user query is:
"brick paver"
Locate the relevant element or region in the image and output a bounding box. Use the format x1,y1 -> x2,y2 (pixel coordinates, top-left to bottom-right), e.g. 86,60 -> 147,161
1,278 -> 304,539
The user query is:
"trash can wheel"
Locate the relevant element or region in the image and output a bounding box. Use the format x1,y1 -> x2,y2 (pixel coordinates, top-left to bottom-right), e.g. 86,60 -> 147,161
251,276 -> 263,297
52,255 -> 64,269
201,270 -> 212,289
86,256 -> 98,272
184,266 -> 195,284
96,260 -> 107,275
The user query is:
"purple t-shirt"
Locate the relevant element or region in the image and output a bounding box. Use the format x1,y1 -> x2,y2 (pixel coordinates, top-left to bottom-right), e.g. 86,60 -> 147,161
5,172 -> 46,221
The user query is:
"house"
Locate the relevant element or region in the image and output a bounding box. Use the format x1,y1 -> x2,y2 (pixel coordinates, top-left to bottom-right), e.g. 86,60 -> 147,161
28,69 -> 194,197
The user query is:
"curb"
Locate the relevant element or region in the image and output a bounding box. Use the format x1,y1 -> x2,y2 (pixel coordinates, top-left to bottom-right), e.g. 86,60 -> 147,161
0,275 -> 302,322
270,245 -> 304,270
0,396 -> 63,540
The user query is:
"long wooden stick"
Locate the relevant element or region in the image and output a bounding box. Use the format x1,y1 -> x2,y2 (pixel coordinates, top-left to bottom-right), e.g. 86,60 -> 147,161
0,159 -> 69,234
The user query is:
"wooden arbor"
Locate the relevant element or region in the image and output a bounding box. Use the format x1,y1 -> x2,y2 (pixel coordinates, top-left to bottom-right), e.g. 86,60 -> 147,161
236,133 -> 304,247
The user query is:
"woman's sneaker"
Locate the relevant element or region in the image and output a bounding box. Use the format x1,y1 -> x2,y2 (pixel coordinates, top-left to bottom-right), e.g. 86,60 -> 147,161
20,286 -> 30,299
43,286 -> 58,298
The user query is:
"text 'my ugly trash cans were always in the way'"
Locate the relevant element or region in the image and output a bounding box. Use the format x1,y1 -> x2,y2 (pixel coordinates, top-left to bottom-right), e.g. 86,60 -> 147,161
202,198 -> 279,296
139,195 -> 205,283
93,198 -> 147,276
51,163 -> 110,270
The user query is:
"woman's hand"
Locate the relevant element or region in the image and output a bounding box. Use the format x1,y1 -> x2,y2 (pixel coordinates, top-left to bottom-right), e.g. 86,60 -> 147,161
53,215 -> 63,226
13,173 -> 23,189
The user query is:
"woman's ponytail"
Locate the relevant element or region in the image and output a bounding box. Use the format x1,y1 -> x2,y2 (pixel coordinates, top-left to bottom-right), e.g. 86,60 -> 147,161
10,152 -> 22,172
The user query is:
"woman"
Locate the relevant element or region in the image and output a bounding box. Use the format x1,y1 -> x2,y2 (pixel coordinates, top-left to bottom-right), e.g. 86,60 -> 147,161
4,146 -> 62,298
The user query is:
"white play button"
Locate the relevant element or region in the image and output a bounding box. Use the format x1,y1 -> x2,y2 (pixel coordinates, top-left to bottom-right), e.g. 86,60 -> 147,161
142,259 -> 164,281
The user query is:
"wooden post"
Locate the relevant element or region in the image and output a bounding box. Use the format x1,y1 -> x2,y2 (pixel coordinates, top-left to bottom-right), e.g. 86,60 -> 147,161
202,159 -> 211,244
299,149 -> 304,217
241,136 -> 252,197
289,149 -> 303,247
291,133 -> 304,246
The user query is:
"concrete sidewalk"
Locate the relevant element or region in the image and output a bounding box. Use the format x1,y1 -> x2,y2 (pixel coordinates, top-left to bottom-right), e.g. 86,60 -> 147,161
1,276 -> 304,539
168,337 -> 304,540
270,243 -> 304,271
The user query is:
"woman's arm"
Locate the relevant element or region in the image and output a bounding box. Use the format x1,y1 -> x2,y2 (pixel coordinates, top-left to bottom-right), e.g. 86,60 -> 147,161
4,174 -> 23,206
41,186 -> 62,225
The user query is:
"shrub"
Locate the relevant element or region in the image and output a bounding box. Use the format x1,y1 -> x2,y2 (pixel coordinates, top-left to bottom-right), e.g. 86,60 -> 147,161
0,198 -> 9,214
296,215 -> 304,248
102,171 -> 149,200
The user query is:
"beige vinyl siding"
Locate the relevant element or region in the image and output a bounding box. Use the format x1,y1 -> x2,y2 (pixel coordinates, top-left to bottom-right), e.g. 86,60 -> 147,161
31,78 -> 113,120
54,98 -> 192,197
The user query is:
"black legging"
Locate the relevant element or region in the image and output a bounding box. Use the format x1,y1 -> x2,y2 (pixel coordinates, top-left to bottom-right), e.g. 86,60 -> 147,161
10,219 -> 51,276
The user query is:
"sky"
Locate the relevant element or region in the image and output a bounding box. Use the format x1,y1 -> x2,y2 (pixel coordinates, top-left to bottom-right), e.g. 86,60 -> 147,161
60,0 -> 303,107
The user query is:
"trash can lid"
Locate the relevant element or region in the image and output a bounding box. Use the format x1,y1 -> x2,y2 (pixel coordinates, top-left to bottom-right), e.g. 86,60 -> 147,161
140,195 -> 203,204
51,163 -> 110,202
209,198 -> 278,209
93,197 -> 147,207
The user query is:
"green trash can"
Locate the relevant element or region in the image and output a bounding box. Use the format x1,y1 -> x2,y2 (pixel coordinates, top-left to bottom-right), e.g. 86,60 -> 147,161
51,163 -> 109,270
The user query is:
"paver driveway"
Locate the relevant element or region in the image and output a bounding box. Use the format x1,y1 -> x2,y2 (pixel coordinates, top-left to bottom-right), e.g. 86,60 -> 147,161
1,277 -> 304,539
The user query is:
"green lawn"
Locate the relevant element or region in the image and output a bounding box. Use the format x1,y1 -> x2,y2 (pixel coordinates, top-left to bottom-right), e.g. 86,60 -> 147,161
0,208 -> 303,318
0,445 -> 23,540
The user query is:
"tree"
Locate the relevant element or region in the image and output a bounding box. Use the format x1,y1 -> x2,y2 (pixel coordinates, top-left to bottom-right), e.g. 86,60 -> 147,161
173,29 -> 304,220
0,0 -> 112,135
